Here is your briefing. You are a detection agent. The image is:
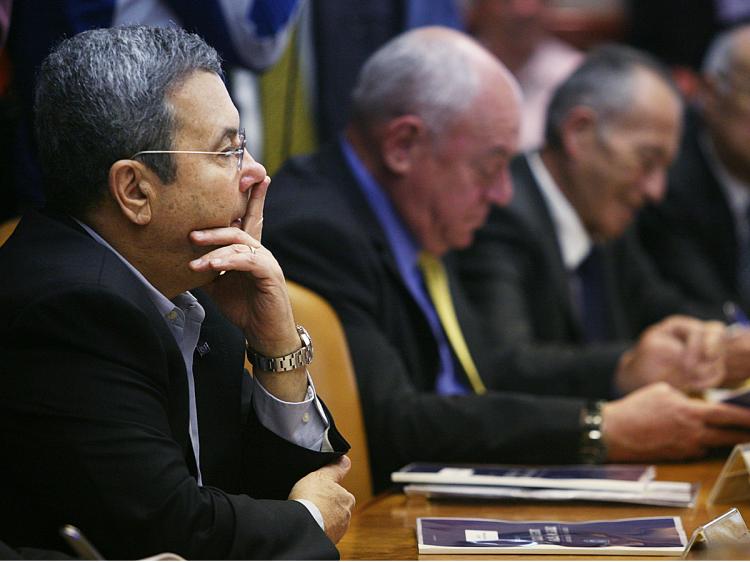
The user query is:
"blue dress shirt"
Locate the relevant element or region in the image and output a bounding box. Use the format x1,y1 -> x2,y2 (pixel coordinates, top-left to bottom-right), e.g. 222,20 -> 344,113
339,137 -> 469,395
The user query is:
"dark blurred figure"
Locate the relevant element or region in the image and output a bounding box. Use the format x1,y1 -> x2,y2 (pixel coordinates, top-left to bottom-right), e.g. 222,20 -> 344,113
0,0 -> 15,222
464,0 -> 582,151
626,0 -> 750,98
0,0 -> 10,47
639,25 -> 750,329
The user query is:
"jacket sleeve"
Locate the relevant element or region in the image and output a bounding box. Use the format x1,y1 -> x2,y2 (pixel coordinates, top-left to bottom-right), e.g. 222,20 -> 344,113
265,207 -> 587,492
456,207 -> 627,399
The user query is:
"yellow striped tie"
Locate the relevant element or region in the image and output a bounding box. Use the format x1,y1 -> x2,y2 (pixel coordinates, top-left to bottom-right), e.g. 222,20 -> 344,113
419,252 -> 486,395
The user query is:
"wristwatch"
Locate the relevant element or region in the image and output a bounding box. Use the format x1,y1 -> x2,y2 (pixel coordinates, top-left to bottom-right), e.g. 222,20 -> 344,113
246,325 -> 314,373
579,400 -> 608,464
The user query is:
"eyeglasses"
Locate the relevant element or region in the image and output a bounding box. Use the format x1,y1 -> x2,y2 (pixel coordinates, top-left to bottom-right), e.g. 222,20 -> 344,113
130,128 -> 246,171
595,128 -> 662,178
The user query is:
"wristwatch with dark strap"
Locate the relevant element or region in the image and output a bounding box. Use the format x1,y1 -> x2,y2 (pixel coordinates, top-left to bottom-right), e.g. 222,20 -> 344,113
246,325 -> 314,372
579,400 -> 608,464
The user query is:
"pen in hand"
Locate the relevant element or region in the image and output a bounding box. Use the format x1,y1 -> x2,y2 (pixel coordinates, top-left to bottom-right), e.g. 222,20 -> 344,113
60,524 -> 104,560
724,301 -> 750,328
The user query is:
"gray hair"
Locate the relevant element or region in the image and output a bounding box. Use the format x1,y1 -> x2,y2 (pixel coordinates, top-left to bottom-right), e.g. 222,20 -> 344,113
702,25 -> 750,92
544,43 -> 681,148
35,25 -> 222,217
349,28 -> 481,137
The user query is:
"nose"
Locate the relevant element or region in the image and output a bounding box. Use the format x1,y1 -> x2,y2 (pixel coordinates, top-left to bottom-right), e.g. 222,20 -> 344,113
239,151 -> 267,193
639,168 -> 667,204
486,167 -> 514,207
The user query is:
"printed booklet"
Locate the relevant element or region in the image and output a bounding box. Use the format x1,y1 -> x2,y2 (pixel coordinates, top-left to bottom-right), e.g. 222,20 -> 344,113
392,463 -> 691,493
404,481 -> 698,507
706,385 -> 750,407
721,387 -> 750,408
416,516 -> 687,555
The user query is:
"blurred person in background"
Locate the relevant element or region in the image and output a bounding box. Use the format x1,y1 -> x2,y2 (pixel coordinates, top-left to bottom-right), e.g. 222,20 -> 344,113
265,28 -> 750,493
639,24 -> 750,355
456,42 -> 750,438
464,0 -> 582,151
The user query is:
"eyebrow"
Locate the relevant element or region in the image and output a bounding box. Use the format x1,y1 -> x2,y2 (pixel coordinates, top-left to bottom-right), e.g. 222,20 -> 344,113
210,127 -> 239,150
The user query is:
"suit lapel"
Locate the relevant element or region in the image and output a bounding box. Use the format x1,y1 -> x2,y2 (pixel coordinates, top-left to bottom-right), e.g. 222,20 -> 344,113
513,157 -> 585,339
59,212 -> 198,475
326,143 -> 444,385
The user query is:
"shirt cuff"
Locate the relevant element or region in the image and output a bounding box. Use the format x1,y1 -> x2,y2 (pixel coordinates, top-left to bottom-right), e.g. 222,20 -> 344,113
252,370 -> 332,451
294,499 -> 325,531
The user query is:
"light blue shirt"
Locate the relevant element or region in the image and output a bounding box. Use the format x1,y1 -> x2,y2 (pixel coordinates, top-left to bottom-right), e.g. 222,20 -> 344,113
339,137 -> 469,395
76,220 -> 328,529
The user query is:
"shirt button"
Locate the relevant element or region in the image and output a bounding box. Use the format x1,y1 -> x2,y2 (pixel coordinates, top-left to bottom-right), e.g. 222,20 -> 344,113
166,310 -> 178,321
302,412 -> 310,423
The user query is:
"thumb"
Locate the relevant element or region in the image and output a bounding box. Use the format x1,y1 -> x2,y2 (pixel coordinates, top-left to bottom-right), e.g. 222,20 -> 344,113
318,455 -> 351,482
660,315 -> 701,342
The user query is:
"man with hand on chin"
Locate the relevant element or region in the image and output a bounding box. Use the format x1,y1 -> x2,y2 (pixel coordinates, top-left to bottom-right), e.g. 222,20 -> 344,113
0,25 -> 353,560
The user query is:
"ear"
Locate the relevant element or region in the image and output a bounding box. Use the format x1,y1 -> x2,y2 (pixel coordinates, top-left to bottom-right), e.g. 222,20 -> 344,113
381,115 -> 428,175
108,160 -> 155,226
559,106 -> 598,160
695,74 -> 720,114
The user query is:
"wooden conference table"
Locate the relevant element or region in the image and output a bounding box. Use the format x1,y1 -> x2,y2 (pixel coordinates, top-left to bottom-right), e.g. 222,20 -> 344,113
337,459 -> 750,559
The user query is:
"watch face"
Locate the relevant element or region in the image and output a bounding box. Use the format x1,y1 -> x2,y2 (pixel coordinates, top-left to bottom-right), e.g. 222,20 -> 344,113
297,325 -> 313,361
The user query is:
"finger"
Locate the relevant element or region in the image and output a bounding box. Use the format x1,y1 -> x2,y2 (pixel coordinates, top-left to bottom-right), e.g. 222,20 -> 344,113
243,175 -> 271,242
317,455 -> 352,483
684,324 -> 727,389
681,323 -> 705,371
188,243 -> 262,271
700,322 -> 726,362
702,402 -> 750,427
699,425 -> 750,448
659,315 -> 702,342
190,226 -> 259,246
684,363 -> 724,392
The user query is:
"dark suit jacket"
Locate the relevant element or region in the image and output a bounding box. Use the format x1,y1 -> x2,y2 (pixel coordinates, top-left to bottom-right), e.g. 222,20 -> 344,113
0,211 -> 348,560
456,154 -> 720,398
264,143 -> 588,493
638,109 -> 748,314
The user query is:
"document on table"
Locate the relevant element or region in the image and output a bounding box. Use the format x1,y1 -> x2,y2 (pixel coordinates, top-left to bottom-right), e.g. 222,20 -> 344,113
416,515 -> 687,555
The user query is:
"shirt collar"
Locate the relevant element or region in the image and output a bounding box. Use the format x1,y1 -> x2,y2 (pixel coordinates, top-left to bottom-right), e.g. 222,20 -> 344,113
339,136 -> 422,270
527,151 -> 592,270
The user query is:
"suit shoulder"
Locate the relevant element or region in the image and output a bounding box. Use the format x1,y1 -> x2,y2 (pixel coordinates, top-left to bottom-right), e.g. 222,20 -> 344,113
0,212 -> 160,330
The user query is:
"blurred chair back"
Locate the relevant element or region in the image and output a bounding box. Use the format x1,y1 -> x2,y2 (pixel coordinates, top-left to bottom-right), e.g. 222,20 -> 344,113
0,216 -> 19,246
245,280 -> 373,505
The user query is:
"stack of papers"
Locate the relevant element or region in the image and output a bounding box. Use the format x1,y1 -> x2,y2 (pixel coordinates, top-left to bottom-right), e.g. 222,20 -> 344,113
417,515 -> 687,555
706,385 -> 750,407
392,463 -> 697,507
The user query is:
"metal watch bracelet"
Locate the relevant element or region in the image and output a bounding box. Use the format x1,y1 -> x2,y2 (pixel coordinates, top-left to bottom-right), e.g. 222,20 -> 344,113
246,325 -> 313,373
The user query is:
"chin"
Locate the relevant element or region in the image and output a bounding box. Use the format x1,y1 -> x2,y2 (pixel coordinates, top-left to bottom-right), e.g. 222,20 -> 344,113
452,234 -> 474,251
193,268 -> 222,289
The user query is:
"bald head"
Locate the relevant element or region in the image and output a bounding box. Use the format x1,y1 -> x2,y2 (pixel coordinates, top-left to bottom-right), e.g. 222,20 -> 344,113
346,26 -> 520,256
349,26 -> 521,137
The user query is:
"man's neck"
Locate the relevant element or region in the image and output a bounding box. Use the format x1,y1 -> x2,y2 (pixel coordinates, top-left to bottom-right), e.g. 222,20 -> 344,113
83,211 -> 193,299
